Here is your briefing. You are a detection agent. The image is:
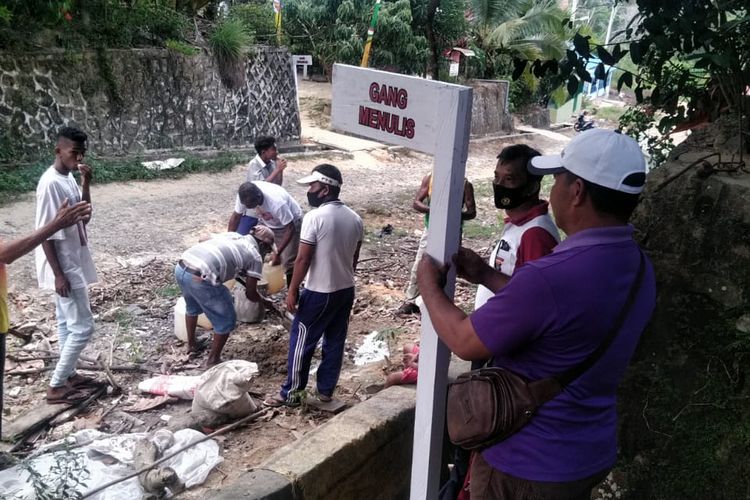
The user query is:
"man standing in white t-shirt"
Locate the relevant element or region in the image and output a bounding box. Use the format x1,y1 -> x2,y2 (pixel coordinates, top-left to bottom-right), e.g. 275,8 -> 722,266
237,136 -> 288,235
264,164 -> 363,407
246,136 -> 287,185
35,127 -> 100,404
228,180 -> 303,286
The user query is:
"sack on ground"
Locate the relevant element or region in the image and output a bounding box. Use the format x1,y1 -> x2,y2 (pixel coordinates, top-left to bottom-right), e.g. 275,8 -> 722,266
192,360 -> 260,418
138,374 -> 201,399
233,285 -> 264,323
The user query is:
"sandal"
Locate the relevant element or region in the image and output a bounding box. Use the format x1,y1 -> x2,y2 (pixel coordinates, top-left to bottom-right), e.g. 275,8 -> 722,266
187,337 -> 210,358
67,374 -> 106,389
314,392 -> 332,403
47,386 -> 98,405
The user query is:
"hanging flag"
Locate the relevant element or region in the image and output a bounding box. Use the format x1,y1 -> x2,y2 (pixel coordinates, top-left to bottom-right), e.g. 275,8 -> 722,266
360,0 -> 382,68
273,0 -> 283,44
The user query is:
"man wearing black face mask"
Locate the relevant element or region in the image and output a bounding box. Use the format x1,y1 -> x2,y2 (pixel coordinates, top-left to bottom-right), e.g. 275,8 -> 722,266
474,144 -> 560,309
264,164 -> 363,407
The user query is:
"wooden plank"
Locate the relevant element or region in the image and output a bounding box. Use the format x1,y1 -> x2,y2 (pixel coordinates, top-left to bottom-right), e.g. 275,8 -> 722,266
3,387 -> 105,442
331,64 -> 470,154
3,400 -> 73,442
303,397 -> 347,414
410,85 -> 473,499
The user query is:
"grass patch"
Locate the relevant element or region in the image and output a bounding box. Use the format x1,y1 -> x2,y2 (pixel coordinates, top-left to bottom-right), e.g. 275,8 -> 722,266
165,39 -> 200,56
156,284 -> 182,298
209,19 -> 252,90
0,152 -> 243,204
462,220 -> 502,240
471,178 -> 494,198
593,105 -> 625,123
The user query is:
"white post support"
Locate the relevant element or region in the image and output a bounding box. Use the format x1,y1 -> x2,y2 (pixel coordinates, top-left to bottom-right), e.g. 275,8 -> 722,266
329,64 -> 473,498
409,85 -> 473,500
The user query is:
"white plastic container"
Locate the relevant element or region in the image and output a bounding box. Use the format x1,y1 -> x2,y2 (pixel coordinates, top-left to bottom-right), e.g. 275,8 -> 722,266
174,297 -> 213,342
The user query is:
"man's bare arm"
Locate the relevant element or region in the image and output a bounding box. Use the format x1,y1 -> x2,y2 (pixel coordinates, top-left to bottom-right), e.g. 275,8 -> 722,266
0,200 -> 90,265
412,174 -> 431,214
265,158 -> 287,185
462,181 -> 477,221
228,212 -> 242,232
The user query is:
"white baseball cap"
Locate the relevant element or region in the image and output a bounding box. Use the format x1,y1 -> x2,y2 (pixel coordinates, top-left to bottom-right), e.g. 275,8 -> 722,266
296,170 -> 341,187
529,129 -> 647,194
249,225 -> 275,245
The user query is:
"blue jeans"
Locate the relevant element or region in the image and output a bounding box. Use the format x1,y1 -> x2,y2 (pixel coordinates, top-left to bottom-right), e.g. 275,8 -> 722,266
237,215 -> 259,235
174,264 -> 236,334
280,287 -> 355,401
51,287 -> 95,388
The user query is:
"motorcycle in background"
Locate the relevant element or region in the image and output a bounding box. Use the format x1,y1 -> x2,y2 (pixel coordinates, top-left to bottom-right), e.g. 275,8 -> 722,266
573,110 -> 595,132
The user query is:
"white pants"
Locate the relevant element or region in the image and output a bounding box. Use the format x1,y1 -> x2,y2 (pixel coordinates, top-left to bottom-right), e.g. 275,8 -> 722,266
51,286 -> 95,387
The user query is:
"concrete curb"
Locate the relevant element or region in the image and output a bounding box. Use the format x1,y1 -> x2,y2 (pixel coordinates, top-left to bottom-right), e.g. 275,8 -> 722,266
213,358 -> 470,499
214,386 -> 417,500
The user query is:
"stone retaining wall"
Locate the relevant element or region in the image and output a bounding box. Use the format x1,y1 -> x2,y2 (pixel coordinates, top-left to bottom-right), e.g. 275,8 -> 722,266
0,47 -> 300,160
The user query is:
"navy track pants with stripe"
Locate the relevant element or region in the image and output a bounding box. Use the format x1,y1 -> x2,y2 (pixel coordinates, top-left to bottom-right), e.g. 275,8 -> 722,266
280,286 -> 355,401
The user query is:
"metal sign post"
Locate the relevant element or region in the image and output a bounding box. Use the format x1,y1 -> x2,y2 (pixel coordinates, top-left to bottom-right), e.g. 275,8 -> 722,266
331,64 -> 472,498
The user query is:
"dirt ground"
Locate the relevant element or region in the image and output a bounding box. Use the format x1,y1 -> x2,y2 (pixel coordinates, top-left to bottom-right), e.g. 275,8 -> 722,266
0,80 -> 569,496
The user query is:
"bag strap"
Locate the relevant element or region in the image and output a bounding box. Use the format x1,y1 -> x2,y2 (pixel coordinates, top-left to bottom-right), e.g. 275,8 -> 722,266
528,251 -> 647,404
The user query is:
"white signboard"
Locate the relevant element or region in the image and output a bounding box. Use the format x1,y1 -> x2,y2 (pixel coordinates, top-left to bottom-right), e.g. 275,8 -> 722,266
292,55 -> 312,66
449,61 -> 459,77
332,64 -> 470,155
332,63 -> 473,499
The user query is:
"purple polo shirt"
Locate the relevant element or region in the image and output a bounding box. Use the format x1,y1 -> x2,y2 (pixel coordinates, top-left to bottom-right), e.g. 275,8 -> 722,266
470,225 -> 656,482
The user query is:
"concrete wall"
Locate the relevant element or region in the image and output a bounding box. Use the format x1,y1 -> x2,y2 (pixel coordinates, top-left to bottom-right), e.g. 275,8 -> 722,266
0,47 -> 300,160
214,386 -> 416,500
469,80 -> 513,137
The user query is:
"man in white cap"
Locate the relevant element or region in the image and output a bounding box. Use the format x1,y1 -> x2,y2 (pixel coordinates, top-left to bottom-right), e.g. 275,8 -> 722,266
175,226 -> 274,367
265,164 -> 363,407
418,129 -> 657,499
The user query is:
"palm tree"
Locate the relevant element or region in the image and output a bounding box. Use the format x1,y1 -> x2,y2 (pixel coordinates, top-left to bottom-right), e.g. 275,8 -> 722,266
469,0 -> 570,78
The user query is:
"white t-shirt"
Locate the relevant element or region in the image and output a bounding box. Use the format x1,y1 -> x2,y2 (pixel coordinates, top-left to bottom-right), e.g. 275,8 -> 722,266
300,201 -> 363,293
474,209 -> 559,309
245,155 -> 274,182
34,166 -> 97,290
234,181 -> 302,229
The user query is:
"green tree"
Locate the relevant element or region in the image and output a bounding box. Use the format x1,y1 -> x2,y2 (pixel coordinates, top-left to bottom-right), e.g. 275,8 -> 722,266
513,0 -> 748,166
468,0 -> 570,79
229,2 -> 277,44
410,0 -> 469,80
284,0 -> 429,78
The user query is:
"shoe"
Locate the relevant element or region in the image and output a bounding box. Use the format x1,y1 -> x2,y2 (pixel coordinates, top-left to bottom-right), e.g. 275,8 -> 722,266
313,390 -> 332,402
395,302 -> 420,316
262,394 -> 300,408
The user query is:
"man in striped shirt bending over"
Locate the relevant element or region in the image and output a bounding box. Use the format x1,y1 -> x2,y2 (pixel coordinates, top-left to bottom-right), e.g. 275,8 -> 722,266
175,226 -> 274,367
